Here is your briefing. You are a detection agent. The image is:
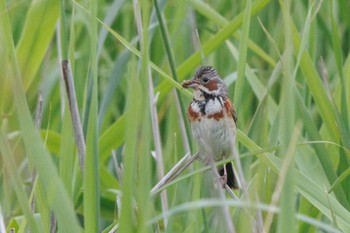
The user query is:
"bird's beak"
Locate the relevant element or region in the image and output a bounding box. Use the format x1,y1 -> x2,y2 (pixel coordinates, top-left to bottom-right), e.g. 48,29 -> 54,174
181,78 -> 199,89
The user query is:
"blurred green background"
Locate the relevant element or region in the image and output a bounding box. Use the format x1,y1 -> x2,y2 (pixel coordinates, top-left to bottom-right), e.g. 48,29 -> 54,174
1,0 -> 350,232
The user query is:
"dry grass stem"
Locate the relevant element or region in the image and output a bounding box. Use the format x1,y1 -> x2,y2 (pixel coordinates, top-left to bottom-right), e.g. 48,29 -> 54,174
61,60 -> 86,173
151,152 -> 198,195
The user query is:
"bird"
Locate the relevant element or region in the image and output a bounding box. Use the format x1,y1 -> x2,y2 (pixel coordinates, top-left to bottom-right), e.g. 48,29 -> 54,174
181,66 -> 240,189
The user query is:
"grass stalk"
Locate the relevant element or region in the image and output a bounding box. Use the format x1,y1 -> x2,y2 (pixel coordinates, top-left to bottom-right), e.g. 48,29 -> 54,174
134,0 -> 169,227
234,0 -> 251,109
264,123 -> 301,232
1,0 -> 81,230
151,153 -> 198,195
0,132 -> 42,233
153,0 -> 191,152
61,60 -> 86,173
83,0 -> 100,231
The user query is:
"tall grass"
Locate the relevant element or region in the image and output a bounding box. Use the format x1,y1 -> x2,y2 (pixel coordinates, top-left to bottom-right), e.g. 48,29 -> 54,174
1,0 -> 350,232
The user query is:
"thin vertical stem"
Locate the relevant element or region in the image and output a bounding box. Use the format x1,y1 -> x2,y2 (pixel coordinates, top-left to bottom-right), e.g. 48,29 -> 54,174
153,0 -> 191,152
148,67 -> 169,226
31,92 -> 43,213
61,60 -> 86,173
134,0 -> 169,226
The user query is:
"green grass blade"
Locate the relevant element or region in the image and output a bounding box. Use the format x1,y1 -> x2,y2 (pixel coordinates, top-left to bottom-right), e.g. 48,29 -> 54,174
291,16 -> 339,143
276,2 -> 296,231
190,0 -> 276,67
1,0 -> 81,231
0,132 -> 42,233
59,109 -> 75,197
83,0 -> 100,232
177,0 -> 271,79
238,130 -> 350,232
99,115 -> 125,163
16,0 -> 59,90
234,0 -> 251,109
98,51 -> 130,127
118,59 -> 139,233
295,92 -> 349,208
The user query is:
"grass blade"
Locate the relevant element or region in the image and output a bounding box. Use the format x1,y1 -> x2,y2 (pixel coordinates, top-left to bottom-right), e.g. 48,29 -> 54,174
16,0 -> 59,90
83,0 -> 100,232
234,0 -> 251,109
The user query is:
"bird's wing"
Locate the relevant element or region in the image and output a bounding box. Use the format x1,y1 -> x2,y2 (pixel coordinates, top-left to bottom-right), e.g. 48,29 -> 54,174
224,97 -> 237,124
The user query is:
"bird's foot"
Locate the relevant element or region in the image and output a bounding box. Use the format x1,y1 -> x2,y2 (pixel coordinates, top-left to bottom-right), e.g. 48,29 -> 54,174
219,174 -> 227,188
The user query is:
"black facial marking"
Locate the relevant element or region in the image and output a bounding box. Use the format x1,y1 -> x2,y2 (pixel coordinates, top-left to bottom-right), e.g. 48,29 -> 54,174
201,91 -> 216,100
192,99 -> 206,115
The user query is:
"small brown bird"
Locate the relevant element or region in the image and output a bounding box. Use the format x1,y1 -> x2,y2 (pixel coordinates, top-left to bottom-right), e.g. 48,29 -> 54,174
182,66 -> 240,189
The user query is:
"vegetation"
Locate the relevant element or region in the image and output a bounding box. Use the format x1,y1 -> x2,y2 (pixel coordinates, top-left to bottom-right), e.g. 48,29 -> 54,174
1,0 -> 350,232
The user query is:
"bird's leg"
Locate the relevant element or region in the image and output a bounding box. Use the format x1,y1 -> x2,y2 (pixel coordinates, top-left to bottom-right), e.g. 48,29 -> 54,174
218,153 -> 229,188
219,164 -> 228,188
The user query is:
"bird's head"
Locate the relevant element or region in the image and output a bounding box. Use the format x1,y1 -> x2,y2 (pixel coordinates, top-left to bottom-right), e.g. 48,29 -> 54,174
181,66 -> 227,98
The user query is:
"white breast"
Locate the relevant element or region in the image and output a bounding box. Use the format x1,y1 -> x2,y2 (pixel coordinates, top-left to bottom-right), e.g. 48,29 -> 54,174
191,116 -> 236,161
190,101 -> 201,113
205,97 -> 224,115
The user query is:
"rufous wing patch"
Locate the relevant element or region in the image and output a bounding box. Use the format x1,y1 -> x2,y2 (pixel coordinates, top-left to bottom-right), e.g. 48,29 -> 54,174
224,98 -> 237,123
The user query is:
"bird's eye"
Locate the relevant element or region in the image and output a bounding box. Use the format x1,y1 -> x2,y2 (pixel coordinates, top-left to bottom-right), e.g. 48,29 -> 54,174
202,77 -> 209,83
